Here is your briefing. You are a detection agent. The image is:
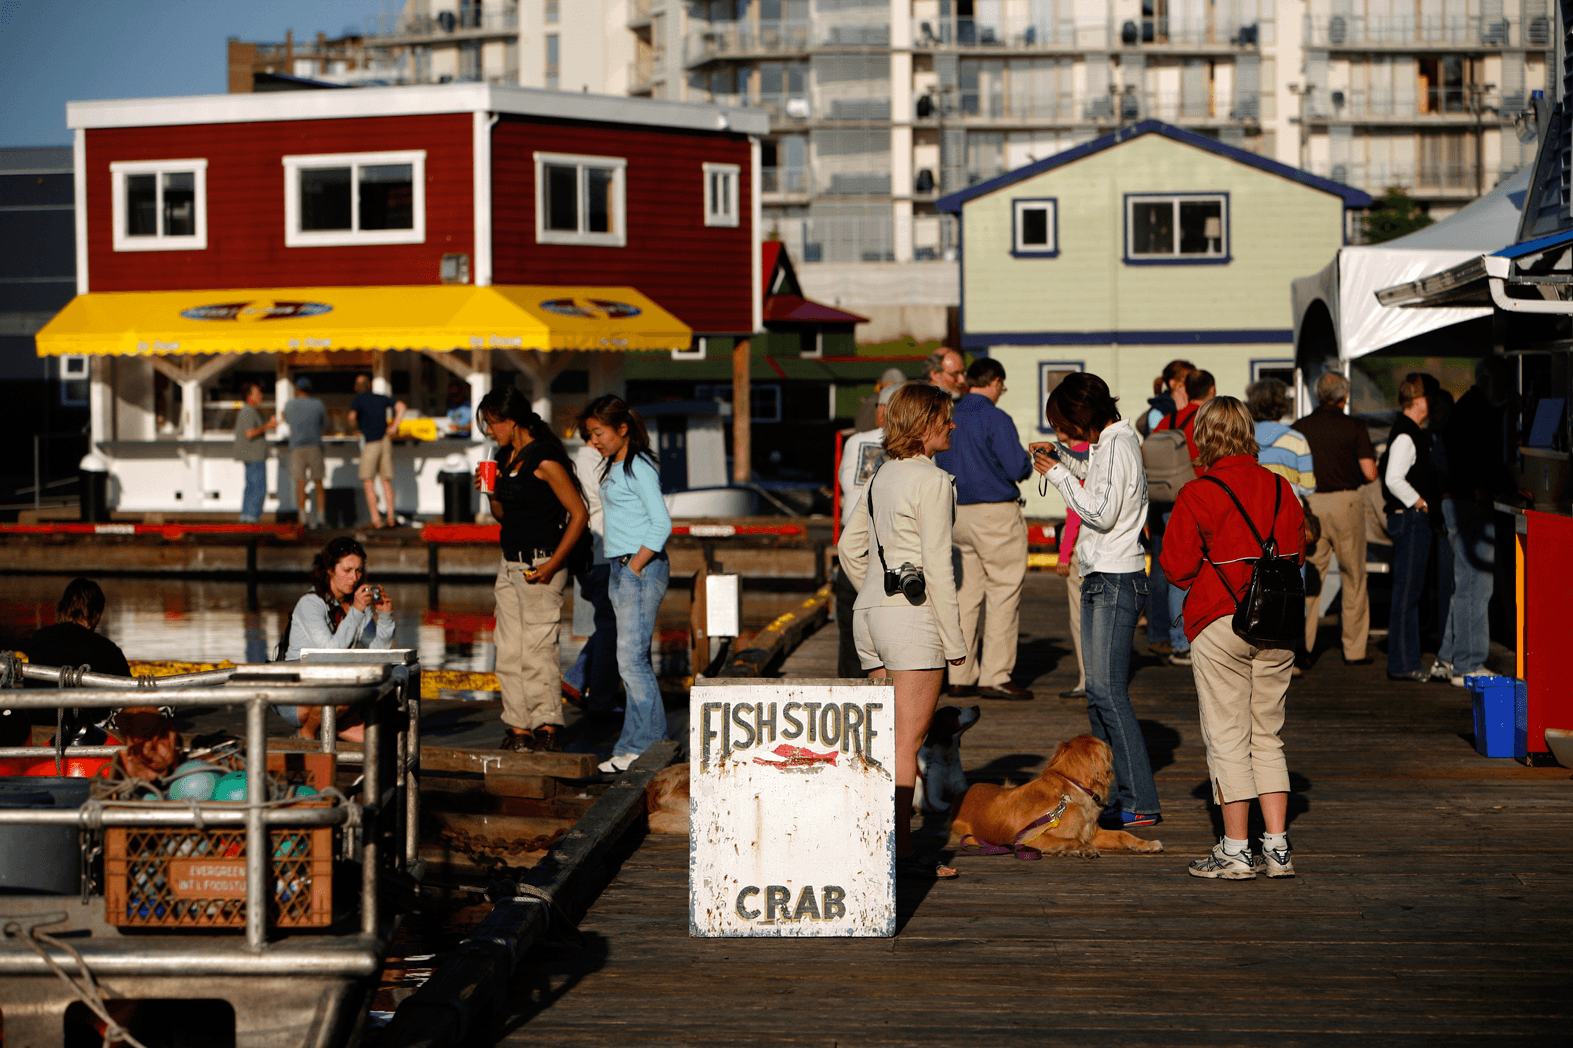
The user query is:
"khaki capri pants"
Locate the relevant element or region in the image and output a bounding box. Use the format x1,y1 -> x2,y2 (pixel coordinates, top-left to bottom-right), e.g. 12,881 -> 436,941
494,554 -> 568,731
1190,617 -> 1294,805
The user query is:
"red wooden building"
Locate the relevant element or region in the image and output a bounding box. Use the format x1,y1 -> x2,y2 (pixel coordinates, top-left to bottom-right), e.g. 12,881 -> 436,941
39,83 -> 767,519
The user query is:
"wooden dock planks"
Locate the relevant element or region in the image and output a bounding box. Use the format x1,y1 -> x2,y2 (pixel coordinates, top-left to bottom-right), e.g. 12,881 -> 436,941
485,573 -> 1572,1045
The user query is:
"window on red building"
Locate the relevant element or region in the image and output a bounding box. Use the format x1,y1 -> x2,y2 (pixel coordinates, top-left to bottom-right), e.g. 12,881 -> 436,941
534,152 -> 626,247
111,159 -> 207,251
282,150 -> 425,247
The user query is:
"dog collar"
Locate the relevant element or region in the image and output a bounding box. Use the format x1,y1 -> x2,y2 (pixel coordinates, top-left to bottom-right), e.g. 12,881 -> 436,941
1064,776 -> 1103,806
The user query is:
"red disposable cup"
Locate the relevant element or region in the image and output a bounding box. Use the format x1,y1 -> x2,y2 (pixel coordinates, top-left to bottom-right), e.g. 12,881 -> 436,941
477,460 -> 497,494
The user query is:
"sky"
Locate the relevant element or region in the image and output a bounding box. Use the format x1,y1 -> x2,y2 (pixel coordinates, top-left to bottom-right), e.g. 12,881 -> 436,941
0,0 -> 395,148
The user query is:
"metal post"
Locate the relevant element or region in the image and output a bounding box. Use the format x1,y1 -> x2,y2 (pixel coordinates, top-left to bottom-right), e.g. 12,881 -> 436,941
427,543 -> 440,609
405,688 -> 420,869
245,697 -> 267,952
361,692 -> 380,937
322,704 -> 336,754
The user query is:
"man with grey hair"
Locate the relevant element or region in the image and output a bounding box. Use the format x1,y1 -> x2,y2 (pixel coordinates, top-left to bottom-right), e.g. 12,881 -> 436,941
854,366 -> 908,432
923,347 -> 967,400
1294,371 -> 1378,666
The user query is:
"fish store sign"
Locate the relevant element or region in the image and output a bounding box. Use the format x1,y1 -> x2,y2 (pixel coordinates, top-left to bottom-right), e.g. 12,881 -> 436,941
690,678 -> 895,938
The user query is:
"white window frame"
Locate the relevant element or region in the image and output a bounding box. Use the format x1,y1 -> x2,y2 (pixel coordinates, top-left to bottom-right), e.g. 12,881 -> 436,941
673,336 -> 708,361
282,150 -> 426,248
1011,197 -> 1058,257
534,151 -> 627,247
703,162 -> 741,227
1123,192 -> 1229,264
799,331 -> 823,358
110,159 -> 208,252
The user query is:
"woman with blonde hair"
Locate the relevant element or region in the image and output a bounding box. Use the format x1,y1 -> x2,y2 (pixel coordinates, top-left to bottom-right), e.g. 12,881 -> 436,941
839,382 -> 967,879
1160,396 -> 1305,879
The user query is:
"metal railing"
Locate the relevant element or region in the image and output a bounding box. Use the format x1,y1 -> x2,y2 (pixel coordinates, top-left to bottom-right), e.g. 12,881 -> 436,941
1303,14 -> 1550,48
1312,161 -> 1501,195
1308,87 -> 1503,121
365,4 -> 520,43
627,0 -> 653,29
684,21 -> 812,66
762,166 -> 809,194
914,16 -> 1268,48
629,54 -> 653,92
0,654 -> 420,952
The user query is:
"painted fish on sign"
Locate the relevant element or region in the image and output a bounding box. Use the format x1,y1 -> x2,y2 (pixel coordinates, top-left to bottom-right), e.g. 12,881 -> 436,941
690,678 -> 896,938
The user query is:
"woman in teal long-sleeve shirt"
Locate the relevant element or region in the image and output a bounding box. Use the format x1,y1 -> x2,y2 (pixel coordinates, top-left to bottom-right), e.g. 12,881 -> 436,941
580,395 -> 672,774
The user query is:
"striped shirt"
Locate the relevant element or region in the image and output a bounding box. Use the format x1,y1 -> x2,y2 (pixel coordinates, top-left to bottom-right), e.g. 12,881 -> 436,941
1255,420 -> 1316,498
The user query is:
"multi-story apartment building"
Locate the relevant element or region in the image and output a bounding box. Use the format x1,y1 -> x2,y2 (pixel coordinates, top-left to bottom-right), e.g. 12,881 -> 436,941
232,2 -> 1556,262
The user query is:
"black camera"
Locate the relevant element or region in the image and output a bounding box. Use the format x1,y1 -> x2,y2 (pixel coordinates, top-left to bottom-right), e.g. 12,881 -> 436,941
883,561 -> 926,606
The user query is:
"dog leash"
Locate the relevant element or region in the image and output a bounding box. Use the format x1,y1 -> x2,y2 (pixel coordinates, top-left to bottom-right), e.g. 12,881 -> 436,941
958,795 -> 1071,861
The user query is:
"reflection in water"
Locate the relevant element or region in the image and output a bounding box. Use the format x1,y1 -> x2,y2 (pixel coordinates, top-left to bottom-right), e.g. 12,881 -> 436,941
0,576 -> 809,676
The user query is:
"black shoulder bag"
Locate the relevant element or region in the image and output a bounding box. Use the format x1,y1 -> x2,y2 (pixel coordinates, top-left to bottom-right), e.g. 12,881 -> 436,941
1199,475 -> 1305,649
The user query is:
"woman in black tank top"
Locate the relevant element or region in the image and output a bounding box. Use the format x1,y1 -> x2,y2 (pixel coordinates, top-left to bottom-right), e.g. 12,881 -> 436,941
474,387 -> 588,753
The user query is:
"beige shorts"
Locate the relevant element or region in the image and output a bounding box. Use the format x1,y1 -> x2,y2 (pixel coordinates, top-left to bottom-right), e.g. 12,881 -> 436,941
289,445 -> 326,483
358,436 -> 394,480
853,604 -> 944,672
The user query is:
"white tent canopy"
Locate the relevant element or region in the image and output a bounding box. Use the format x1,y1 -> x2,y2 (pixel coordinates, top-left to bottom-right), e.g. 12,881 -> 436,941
1291,166 -> 1531,363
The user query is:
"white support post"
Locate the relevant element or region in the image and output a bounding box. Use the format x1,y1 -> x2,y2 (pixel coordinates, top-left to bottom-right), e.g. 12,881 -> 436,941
469,348 -> 491,443
275,355 -> 293,441
180,379 -> 202,441
89,356 -> 113,446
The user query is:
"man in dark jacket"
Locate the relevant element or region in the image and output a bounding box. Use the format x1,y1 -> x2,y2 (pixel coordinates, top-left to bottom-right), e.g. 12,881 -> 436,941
1380,377 -> 1440,682
13,577 -> 131,747
935,358 -> 1034,699
1438,357 -> 1517,685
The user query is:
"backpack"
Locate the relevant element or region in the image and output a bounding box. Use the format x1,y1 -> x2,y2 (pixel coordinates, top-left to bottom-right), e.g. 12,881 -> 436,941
1199,475 -> 1305,649
1142,411 -> 1199,503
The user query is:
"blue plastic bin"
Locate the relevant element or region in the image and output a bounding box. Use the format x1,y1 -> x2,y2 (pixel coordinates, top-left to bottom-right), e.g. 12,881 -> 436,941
1468,675 -> 1527,758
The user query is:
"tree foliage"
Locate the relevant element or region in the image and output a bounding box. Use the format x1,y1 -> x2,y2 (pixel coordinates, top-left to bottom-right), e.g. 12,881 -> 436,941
1364,188 -> 1434,244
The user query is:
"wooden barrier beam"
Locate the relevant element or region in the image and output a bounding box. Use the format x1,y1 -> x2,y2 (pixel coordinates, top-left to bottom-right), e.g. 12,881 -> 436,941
380,739 -> 679,1048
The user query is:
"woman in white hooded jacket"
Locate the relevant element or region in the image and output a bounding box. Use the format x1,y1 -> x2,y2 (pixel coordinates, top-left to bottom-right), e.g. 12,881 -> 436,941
1030,371 -> 1162,829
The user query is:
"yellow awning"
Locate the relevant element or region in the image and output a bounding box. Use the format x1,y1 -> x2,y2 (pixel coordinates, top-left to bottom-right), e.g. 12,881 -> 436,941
34,284 -> 691,357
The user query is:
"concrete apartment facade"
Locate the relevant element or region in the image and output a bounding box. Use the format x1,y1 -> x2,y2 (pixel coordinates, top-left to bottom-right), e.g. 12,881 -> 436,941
228,1 -> 1556,340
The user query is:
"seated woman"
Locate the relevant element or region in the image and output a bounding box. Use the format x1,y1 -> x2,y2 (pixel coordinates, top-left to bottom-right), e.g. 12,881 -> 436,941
14,577 -> 132,747
281,536 -> 395,741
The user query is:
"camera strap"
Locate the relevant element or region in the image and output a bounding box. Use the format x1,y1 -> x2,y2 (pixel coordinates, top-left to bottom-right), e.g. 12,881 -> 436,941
866,464 -> 893,580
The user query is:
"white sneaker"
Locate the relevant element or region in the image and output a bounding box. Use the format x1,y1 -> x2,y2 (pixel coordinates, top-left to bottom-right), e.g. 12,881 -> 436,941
1450,667 -> 1493,688
598,753 -> 637,774
1188,839 -> 1257,880
1429,659 -> 1453,681
1256,839 -> 1296,878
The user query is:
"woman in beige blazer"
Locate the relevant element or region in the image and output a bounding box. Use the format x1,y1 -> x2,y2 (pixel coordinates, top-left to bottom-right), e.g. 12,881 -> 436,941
838,383 -> 967,878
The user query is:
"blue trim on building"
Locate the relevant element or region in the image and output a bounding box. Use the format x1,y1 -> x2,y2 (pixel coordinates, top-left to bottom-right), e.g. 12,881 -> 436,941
935,120 -> 1374,213
965,329 -> 1295,347
1010,196 -> 1060,258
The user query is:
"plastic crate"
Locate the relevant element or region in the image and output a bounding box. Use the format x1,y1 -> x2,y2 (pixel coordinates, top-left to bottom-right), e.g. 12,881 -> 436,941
1469,675 -> 1526,759
104,809 -> 332,929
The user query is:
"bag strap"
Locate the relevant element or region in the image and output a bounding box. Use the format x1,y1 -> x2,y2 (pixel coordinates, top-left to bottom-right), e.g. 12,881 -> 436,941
867,465 -> 892,579
1197,474 -> 1285,606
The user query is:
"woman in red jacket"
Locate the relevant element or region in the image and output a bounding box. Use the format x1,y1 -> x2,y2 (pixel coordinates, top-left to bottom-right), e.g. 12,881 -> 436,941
1160,397 -> 1305,881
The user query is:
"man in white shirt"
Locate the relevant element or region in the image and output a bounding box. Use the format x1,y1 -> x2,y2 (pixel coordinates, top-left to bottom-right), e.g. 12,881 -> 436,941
835,382 -> 898,676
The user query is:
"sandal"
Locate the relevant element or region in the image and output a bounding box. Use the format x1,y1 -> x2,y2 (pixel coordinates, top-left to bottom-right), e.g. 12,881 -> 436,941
896,852 -> 959,880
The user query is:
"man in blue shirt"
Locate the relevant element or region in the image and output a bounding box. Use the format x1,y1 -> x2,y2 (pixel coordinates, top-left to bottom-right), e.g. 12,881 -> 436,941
935,358 -> 1034,699
348,373 -> 405,528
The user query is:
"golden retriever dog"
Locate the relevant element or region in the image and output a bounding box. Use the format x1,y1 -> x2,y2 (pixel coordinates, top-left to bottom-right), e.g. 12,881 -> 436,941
645,763 -> 690,835
949,734 -> 1163,859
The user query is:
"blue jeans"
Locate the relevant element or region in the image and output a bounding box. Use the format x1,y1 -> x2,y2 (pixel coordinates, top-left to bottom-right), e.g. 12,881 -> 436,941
1386,510 -> 1432,676
239,460 -> 266,523
1081,570 -> 1161,816
566,564 -> 620,712
609,554 -> 670,758
1146,507 -> 1188,651
1440,498 -> 1494,673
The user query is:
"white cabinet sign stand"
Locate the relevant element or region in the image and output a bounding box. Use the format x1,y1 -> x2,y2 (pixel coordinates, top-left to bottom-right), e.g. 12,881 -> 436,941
689,678 -> 895,938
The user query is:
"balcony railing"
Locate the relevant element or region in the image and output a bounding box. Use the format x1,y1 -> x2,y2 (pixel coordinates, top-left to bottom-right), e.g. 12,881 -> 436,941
684,22 -> 812,66
762,167 -> 809,195
364,5 -> 519,43
757,95 -> 814,123
628,55 -> 653,93
1308,87 -> 1503,121
914,16 -> 1269,49
1303,15 -> 1551,48
1313,161 -> 1500,196
627,0 -> 652,30
940,89 -> 1274,124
